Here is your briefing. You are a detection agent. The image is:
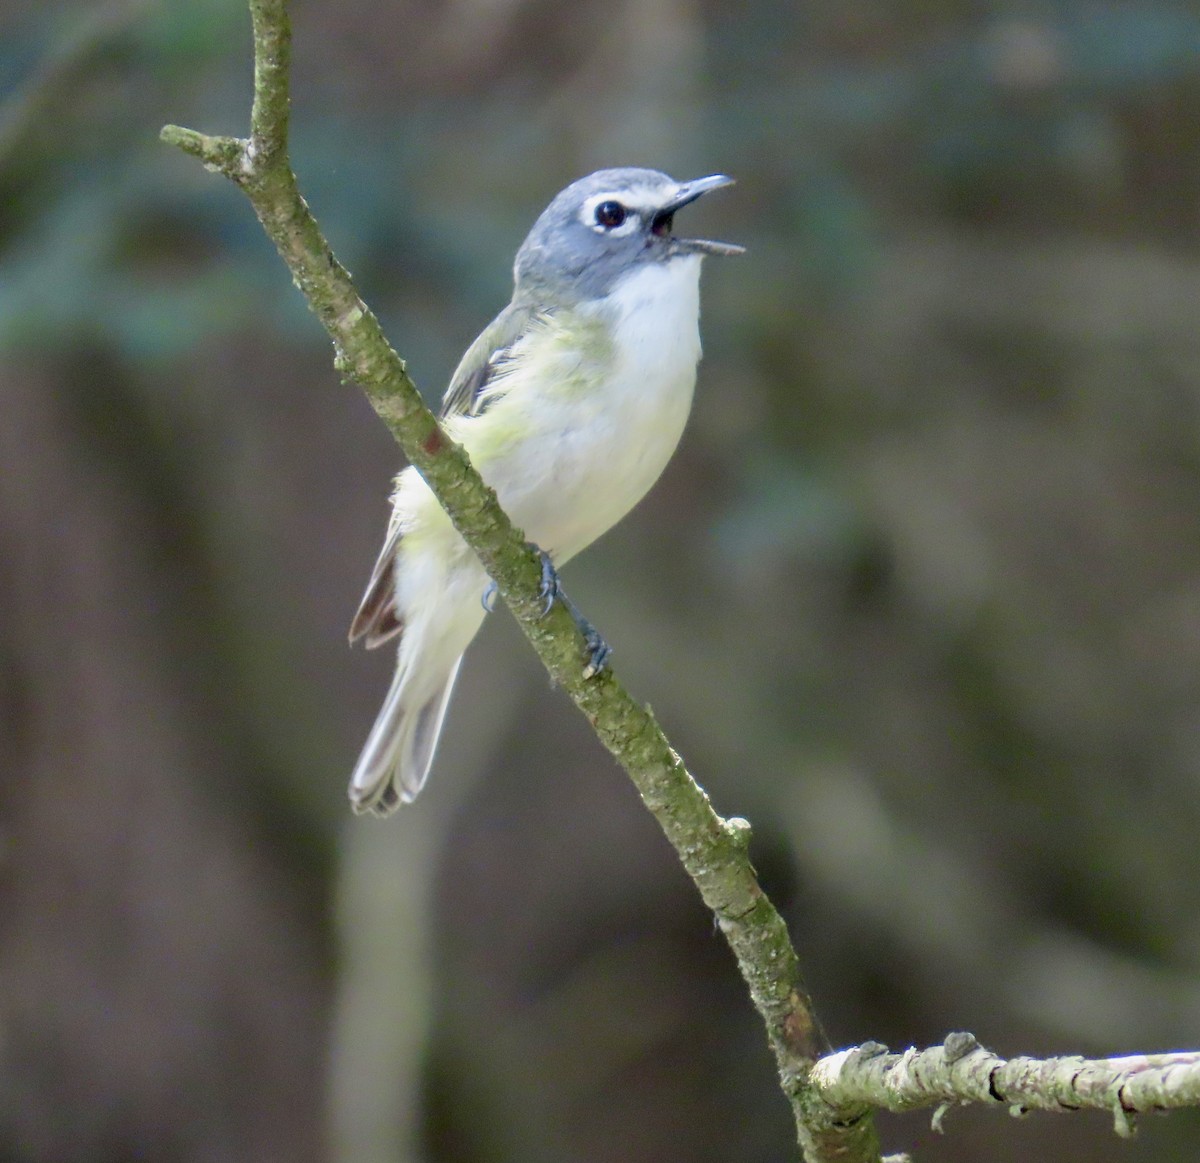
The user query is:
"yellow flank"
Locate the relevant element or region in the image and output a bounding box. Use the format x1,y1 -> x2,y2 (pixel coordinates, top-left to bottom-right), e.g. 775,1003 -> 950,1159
395,307 -> 618,565
391,471 -> 458,561
446,309 -> 615,469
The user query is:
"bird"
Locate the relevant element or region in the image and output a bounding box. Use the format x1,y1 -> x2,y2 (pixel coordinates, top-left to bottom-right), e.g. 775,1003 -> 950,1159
347,167 -> 741,815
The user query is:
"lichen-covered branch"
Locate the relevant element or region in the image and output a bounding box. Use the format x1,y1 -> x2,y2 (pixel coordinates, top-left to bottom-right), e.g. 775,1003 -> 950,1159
813,1033 -> 1200,1139
159,1 -> 854,1159
155,3 -> 1200,1160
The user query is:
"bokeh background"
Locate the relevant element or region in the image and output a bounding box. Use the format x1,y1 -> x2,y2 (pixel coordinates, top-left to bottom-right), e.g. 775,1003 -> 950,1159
4,0 -> 1200,1160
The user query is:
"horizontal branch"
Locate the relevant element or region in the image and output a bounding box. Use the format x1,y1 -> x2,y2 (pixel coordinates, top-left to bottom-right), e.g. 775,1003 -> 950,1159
154,3 -> 1200,1162
813,1032 -> 1200,1138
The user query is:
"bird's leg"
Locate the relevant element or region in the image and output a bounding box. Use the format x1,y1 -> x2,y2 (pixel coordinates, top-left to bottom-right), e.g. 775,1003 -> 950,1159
530,544 -> 611,677
481,580 -> 498,613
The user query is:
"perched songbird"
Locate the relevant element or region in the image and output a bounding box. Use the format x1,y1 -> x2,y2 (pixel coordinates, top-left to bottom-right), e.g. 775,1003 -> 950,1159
348,167 -> 741,815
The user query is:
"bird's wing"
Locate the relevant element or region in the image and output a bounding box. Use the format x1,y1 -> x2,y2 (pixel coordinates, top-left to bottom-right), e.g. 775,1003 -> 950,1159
348,503 -> 406,647
349,302 -> 538,648
439,301 -> 538,419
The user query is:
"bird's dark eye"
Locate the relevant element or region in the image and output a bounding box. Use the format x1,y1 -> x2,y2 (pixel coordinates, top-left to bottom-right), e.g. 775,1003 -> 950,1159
594,200 -> 627,229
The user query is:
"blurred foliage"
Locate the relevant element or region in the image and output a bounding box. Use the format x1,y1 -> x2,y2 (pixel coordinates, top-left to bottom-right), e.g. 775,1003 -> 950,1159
4,0 -> 1200,1161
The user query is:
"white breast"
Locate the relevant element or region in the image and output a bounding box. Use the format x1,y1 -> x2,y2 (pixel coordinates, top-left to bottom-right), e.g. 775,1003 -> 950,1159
462,255 -> 705,564
492,258 -> 705,561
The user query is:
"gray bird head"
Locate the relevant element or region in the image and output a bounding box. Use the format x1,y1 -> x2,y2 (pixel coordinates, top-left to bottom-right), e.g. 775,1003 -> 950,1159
512,167 -> 742,306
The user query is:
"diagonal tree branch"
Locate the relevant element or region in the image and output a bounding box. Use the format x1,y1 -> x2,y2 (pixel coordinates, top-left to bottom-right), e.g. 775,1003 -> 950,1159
159,3 -> 1200,1159
160,1 -> 856,1160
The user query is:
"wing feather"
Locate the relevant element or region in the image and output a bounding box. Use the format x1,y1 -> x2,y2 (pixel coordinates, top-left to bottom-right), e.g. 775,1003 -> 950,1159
350,303 -> 534,647
348,510 -> 405,647
439,302 -> 536,419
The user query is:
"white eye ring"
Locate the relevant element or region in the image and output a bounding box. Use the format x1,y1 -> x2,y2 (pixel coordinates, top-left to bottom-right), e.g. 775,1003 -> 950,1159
580,193 -> 641,237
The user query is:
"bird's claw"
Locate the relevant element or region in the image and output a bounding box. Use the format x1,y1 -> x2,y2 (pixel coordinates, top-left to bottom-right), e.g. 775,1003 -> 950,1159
481,580 -> 498,613
528,543 -> 611,677
580,623 -> 611,678
536,549 -> 558,616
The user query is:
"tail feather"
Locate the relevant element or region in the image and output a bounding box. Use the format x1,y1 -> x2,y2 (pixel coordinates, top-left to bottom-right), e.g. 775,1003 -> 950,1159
348,656 -> 463,815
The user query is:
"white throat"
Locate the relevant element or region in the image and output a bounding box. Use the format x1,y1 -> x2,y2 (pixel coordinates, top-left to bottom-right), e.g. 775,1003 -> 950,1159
525,253 -> 703,560
601,254 -> 703,377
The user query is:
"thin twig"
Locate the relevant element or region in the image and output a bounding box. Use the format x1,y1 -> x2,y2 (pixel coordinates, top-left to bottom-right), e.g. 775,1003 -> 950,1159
159,1 -> 856,1159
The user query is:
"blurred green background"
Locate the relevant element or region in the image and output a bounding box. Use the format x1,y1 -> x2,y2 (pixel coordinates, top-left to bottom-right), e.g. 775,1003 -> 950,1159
3,0 -> 1200,1160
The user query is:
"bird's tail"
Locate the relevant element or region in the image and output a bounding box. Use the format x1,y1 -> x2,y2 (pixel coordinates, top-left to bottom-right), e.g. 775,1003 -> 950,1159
348,655 -> 463,816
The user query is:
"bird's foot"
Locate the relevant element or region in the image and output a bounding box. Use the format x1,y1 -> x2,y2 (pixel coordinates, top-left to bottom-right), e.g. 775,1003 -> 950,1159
481,580 -> 498,613
530,544 -> 611,677
535,549 -> 558,616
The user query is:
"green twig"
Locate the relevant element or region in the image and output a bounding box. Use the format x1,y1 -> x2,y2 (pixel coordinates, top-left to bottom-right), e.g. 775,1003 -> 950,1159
160,1 -> 866,1159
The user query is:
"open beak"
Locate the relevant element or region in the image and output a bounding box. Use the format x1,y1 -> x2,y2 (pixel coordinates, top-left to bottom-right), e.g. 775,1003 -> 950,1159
663,174 -> 745,256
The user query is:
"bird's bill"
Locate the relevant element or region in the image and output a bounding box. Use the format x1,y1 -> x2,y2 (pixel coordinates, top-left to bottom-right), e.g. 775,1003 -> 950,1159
668,174 -> 745,257
668,173 -> 736,210
678,237 -> 746,256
